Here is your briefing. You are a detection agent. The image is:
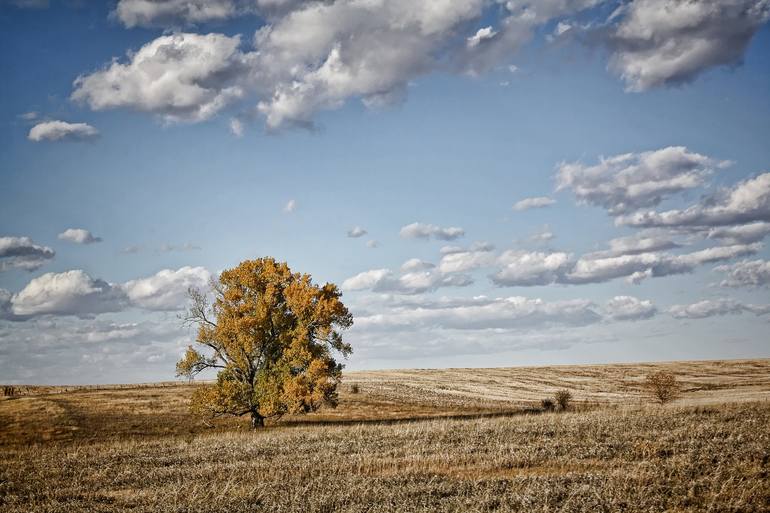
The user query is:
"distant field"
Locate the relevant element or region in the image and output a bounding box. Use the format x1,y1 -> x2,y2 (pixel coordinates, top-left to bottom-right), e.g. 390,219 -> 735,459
1,359 -> 768,445
1,359 -> 769,512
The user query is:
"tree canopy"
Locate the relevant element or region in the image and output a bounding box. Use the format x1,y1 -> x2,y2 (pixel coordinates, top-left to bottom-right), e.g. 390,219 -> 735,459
176,258 -> 353,428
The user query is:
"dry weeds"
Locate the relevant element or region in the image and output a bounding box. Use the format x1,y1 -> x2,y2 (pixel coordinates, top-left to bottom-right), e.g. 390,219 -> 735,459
1,359 -> 769,512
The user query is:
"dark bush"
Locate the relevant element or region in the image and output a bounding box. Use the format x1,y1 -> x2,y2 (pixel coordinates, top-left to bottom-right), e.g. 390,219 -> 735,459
350,383 -> 360,394
541,399 -> 555,412
554,389 -> 572,411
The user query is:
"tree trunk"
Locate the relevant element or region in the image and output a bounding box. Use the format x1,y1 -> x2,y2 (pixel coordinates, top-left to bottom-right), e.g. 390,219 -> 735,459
250,411 -> 265,429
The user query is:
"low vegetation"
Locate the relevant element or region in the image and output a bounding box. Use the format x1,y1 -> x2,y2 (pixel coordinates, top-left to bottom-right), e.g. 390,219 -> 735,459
645,370 -> 682,404
1,359 -> 768,512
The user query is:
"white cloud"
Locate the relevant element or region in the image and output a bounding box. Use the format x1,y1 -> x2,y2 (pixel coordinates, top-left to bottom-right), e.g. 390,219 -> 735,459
0,236 -> 55,272
586,232 -> 682,258
354,295 -> 602,331
400,258 -> 434,272
467,26 -> 497,48
229,117 -> 244,137
490,241 -> 760,287
530,227 -> 555,244
57,228 -> 102,245
9,270 -> 127,318
347,226 -> 367,238
28,120 -> 99,142
342,269 -> 391,291
604,295 -> 656,321
512,196 -> 556,211
2,266 -> 212,319
438,245 -> 496,273
492,250 -> 573,286
158,242 -> 201,253
114,0 -> 241,28
566,242 -> 760,285
283,199 -> 297,213
714,259 -> 770,288
122,266 -> 211,311
618,173 -> 770,229
76,1 -> 613,129
605,0 -> 770,92
113,0 -> 313,28
400,222 -> 465,241
366,240 -> 379,249
707,222 -> 770,245
556,146 -> 727,215
342,266 -> 472,295
669,298 -> 770,319
72,33 -> 252,123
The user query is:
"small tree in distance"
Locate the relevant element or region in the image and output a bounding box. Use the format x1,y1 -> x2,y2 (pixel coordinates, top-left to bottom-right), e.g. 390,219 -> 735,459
644,370 -> 681,404
176,258 -> 353,428
554,389 -> 572,411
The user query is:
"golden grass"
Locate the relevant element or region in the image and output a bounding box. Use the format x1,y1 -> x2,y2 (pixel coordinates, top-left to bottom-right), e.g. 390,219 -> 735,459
1,359 -> 769,511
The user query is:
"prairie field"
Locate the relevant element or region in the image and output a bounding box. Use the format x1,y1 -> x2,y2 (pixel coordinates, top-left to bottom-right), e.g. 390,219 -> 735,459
1,359 -> 769,512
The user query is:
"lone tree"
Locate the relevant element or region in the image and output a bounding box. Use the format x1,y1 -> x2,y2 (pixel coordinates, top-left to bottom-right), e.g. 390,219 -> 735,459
644,370 -> 681,404
176,257 -> 353,428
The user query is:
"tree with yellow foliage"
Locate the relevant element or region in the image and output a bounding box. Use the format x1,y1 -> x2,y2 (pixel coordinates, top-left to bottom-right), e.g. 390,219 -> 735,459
176,258 -> 353,428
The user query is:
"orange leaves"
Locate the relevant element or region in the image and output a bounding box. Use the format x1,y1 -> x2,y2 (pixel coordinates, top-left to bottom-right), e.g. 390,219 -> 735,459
178,257 -> 352,426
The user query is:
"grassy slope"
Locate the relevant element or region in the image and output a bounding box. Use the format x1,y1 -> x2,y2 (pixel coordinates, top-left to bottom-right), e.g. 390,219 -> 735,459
1,359 -> 769,512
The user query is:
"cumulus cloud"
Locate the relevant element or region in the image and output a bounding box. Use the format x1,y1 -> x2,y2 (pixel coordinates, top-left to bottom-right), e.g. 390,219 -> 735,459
115,0 -> 241,28
27,120 -> 99,142
283,199 -> 296,213
586,232 -> 682,258
342,262 -> 472,295
492,250 -> 573,286
438,244 -> 496,273
354,295 -> 603,332
9,270 -> 127,318
556,146 -> 727,215
669,298 -> 770,319
0,316 -> 189,384
113,0 -> 313,28
158,242 -> 201,253
122,266 -> 211,311
400,258 -> 434,272
400,222 -> 465,241
1,266 -> 212,320
366,240 -> 379,249
229,117 -> 244,137
605,0 -> 770,92
75,1 -> 619,129
0,236 -> 55,272
707,222 -> 770,245
72,33 -> 252,123
490,242 -> 760,287
57,228 -> 102,245
512,196 -> 556,211
347,226 -> 367,238
604,295 -> 656,321
618,172 -> 770,229
566,242 -> 760,285
467,26 -> 497,48
714,259 -> 770,288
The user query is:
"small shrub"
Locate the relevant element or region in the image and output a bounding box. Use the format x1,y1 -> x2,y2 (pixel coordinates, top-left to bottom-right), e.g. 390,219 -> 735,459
350,383 -> 360,394
645,370 -> 681,404
541,398 -> 555,412
554,389 -> 572,411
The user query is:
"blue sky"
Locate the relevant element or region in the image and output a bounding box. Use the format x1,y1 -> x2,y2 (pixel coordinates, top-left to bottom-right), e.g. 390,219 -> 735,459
1,0 -> 769,384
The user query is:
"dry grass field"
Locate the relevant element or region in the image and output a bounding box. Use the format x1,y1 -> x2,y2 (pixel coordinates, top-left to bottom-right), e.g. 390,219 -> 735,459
1,359 -> 769,512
